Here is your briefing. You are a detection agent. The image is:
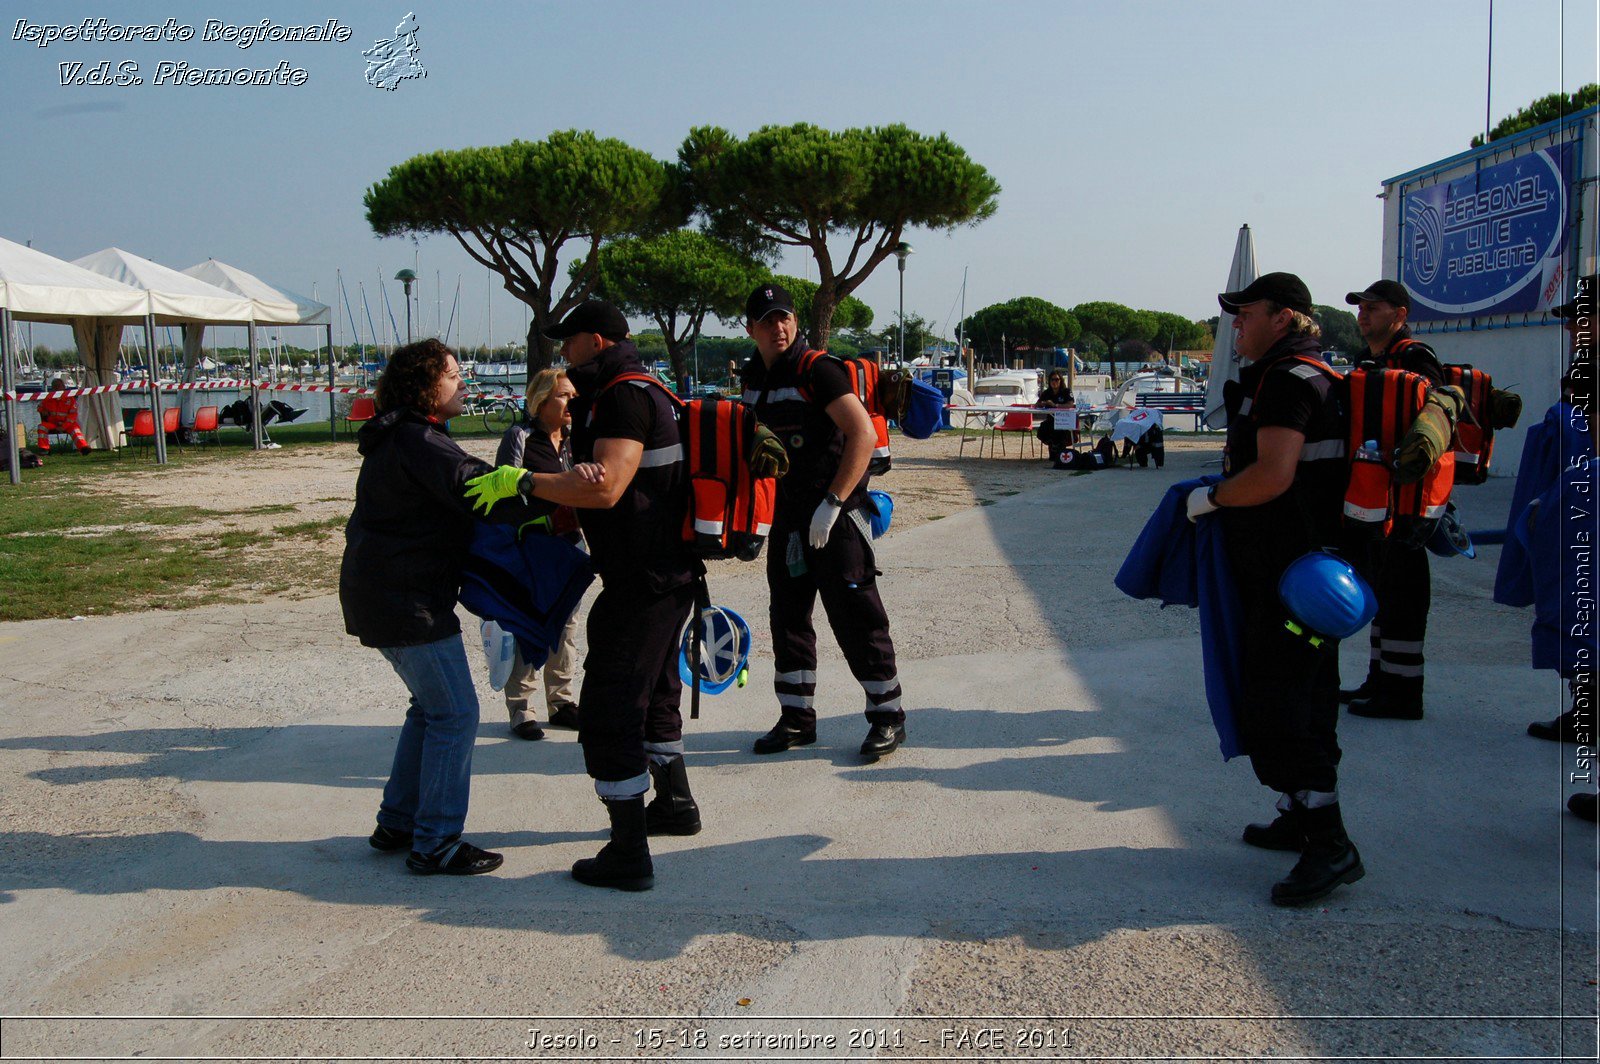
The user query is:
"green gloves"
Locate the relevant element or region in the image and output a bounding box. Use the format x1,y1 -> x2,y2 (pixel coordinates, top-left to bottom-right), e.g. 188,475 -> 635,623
464,465 -> 528,515
1394,385 -> 1465,485
750,423 -> 789,479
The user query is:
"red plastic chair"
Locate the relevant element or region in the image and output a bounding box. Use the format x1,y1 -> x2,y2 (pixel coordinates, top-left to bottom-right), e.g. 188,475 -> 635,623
126,409 -> 156,457
345,396 -> 376,434
162,406 -> 183,450
987,410 -> 1039,459
189,405 -> 220,446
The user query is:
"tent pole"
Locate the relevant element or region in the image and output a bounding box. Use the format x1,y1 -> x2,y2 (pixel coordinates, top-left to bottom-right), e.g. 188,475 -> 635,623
147,313 -> 167,465
327,323 -> 336,441
2,308 -> 18,485
248,324 -> 262,450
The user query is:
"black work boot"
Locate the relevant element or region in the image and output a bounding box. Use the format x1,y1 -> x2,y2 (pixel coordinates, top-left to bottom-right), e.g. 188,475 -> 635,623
1270,803 -> 1364,907
752,716 -> 816,755
572,796 -> 654,892
645,757 -> 702,837
1347,692 -> 1424,720
1242,806 -> 1304,852
1338,679 -> 1374,704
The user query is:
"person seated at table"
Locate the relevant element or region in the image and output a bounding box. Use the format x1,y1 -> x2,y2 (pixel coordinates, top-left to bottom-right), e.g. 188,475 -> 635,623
36,379 -> 91,455
1035,371 -> 1077,461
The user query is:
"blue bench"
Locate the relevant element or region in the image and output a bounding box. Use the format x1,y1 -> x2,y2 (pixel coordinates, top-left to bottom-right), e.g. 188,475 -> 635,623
1133,391 -> 1207,429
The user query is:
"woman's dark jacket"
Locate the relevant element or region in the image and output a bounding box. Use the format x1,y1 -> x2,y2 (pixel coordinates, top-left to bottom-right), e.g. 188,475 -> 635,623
340,406 -> 525,648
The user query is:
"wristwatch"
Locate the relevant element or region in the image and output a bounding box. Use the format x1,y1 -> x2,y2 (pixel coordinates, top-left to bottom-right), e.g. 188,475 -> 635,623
1207,484 -> 1222,507
825,492 -> 843,508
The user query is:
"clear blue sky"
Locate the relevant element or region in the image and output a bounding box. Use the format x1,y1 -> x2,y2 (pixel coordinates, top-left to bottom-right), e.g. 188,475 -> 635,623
4,0 -> 1596,350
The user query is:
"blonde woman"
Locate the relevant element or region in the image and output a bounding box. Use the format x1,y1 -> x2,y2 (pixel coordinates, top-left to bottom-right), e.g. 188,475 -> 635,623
494,368 -> 585,738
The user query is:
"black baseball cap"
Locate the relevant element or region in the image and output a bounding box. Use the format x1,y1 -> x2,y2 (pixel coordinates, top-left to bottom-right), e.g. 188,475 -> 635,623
745,283 -> 795,322
1218,271 -> 1313,316
1552,274 -> 1598,319
543,299 -> 630,341
1345,279 -> 1411,311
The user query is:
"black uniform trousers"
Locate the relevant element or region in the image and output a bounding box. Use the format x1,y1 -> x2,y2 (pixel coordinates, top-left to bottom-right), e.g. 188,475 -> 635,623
1230,538 -> 1342,795
767,514 -> 902,728
577,578 -> 697,793
1362,538 -> 1430,704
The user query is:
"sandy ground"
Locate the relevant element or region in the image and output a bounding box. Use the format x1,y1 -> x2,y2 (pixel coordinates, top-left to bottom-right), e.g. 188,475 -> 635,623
3,430 -> 1596,1061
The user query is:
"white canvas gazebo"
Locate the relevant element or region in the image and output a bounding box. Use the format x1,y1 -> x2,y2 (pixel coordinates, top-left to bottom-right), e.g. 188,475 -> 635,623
0,237 -> 148,484
180,259 -> 335,439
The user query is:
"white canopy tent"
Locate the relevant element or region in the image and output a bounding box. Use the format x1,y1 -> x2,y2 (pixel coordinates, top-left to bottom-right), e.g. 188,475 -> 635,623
0,237 -> 149,482
74,247 -> 319,454
180,259 -> 335,439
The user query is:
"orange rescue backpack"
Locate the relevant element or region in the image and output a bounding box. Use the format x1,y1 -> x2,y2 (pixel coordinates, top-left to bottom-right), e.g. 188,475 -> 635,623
600,373 -> 778,562
794,350 -> 910,476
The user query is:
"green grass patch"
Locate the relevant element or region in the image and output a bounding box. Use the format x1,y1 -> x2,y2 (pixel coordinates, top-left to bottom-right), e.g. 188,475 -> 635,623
275,516 -> 346,538
0,533 -> 242,619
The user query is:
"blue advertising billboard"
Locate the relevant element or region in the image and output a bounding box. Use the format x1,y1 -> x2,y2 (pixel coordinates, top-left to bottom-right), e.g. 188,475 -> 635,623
1400,142 -> 1575,321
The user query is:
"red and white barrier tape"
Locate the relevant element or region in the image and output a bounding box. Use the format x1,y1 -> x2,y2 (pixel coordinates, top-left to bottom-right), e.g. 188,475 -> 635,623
2,378 -> 523,402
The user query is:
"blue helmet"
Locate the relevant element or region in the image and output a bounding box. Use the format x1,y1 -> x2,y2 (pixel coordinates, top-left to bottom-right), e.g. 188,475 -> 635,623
867,490 -> 894,539
1425,502 -> 1476,559
679,606 -> 752,695
1277,552 -> 1377,640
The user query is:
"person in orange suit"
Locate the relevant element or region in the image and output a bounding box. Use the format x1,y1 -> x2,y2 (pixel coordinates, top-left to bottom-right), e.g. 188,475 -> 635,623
36,379 -> 90,455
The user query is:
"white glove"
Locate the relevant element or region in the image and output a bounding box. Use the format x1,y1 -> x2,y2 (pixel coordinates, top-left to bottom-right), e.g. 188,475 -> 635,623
809,496 -> 842,549
1186,485 -> 1220,523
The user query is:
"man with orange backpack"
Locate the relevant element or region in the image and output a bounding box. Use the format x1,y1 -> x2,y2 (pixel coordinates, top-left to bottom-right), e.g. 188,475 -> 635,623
738,284 -> 907,762
467,299 -> 703,892
1340,280 -> 1446,721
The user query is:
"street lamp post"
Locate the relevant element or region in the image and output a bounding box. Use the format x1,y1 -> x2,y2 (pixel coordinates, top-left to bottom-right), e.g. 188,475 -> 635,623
394,268 -> 417,342
893,241 -> 914,364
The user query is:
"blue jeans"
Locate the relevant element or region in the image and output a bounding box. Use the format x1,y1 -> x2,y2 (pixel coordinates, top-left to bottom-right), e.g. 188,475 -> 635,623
376,634 -> 480,854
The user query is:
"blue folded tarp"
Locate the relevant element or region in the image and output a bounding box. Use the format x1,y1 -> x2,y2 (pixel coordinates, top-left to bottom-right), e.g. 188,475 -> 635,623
1115,475 -> 1244,759
459,523 -> 595,670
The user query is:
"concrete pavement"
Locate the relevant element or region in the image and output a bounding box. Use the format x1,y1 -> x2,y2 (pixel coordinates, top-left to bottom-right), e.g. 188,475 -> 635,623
1,446 -> 1594,1060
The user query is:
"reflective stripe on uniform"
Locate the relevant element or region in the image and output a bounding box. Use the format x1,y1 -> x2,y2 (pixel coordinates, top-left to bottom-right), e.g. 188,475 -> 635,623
743,386 -> 806,405
776,669 -> 817,685
594,772 -> 650,799
644,739 -> 685,765
637,443 -> 684,468
1299,439 -> 1346,461
1344,500 -> 1388,522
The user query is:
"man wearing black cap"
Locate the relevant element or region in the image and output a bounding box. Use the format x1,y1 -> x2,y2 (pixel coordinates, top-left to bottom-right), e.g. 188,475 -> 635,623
1340,279 -> 1446,721
513,298 -> 704,891
738,283 -> 907,761
1186,272 -> 1363,906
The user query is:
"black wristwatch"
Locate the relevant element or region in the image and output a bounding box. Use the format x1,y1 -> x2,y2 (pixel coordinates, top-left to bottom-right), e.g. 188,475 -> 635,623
1207,484 -> 1222,507
825,492 -> 843,508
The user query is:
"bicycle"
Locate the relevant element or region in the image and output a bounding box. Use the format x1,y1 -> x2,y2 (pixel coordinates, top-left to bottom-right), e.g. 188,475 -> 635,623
464,392 -> 523,434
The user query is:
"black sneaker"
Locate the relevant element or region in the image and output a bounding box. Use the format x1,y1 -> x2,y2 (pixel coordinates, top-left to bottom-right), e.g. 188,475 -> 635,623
368,824 -> 413,852
547,703 -> 581,730
405,838 -> 503,876
511,720 -> 546,741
